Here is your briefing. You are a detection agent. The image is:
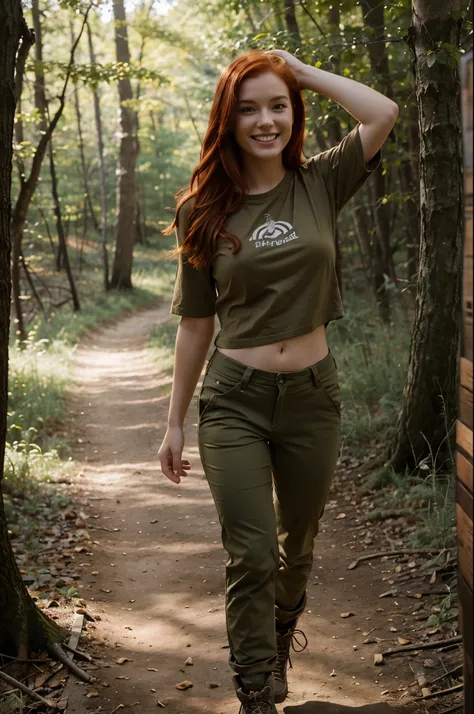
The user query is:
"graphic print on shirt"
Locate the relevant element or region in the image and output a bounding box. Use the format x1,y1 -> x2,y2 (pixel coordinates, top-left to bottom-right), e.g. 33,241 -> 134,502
249,213 -> 299,249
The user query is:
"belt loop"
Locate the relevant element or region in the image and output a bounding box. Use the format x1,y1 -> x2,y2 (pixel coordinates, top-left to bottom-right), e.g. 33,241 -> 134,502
310,364 -> 320,387
240,365 -> 253,390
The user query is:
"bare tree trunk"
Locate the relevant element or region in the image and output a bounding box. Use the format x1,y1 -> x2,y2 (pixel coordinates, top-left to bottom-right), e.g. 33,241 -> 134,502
11,6 -> 92,340
361,0 -> 397,323
49,139 -> 80,311
86,20 -> 109,291
70,20 -> 99,234
388,0 -> 464,471
10,17 -> 35,344
0,1 -> 65,658
110,0 -> 138,289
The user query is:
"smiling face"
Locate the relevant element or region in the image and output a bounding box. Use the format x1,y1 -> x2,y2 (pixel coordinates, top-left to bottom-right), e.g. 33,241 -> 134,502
233,71 -> 294,164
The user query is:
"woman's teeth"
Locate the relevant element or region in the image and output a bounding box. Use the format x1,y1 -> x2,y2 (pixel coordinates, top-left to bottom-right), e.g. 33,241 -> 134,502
252,134 -> 278,142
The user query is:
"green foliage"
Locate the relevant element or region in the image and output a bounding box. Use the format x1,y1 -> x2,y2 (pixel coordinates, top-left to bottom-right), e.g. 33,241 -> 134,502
3,441 -> 71,498
149,318 -> 180,376
328,293 -> 412,450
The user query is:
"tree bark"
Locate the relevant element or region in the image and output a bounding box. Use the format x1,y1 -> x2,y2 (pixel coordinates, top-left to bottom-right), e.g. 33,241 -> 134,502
361,0 -> 397,323
71,19 -> 99,236
49,138 -> 80,311
86,20 -> 110,291
0,0 -> 65,658
10,17 -> 35,344
11,5 -> 92,340
388,0 -> 464,471
110,0 -> 138,290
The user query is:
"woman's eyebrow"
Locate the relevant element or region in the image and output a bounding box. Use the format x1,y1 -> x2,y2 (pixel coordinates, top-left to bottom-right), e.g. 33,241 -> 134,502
237,95 -> 289,103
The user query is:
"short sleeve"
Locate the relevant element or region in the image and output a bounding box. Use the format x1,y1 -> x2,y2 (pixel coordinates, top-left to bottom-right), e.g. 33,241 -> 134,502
170,199 -> 216,318
310,123 -> 381,213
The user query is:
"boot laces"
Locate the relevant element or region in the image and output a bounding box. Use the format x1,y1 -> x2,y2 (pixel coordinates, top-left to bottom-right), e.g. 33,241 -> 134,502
239,686 -> 274,713
276,628 -> 308,675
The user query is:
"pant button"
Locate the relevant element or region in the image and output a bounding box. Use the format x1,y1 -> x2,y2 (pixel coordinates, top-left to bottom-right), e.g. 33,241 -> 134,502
278,376 -> 285,385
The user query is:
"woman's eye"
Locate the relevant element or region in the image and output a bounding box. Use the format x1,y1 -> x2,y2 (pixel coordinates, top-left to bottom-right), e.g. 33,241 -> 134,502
240,106 -> 254,113
273,103 -> 287,111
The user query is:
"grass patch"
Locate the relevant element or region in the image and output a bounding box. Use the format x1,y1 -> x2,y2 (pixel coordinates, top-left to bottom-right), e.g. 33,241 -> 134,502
7,234 -> 176,498
149,317 -> 179,376
326,291 -> 412,452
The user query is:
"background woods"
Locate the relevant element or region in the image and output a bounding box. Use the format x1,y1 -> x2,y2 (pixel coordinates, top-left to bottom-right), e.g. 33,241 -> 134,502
0,0 -> 472,711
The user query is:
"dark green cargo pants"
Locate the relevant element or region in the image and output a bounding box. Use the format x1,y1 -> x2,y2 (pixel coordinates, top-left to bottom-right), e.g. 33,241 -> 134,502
197,348 -> 341,678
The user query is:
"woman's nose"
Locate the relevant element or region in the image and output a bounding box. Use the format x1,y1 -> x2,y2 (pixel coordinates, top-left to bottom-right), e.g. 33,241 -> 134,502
256,109 -> 274,126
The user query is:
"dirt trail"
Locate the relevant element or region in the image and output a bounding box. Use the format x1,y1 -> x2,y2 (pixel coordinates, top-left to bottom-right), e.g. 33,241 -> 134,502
65,306 -> 411,714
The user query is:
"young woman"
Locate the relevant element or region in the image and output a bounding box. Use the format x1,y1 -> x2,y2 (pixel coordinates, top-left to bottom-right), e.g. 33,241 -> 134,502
159,49 -> 398,713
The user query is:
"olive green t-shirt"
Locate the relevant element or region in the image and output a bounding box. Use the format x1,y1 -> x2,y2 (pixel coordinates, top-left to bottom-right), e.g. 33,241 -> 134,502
171,124 -> 380,348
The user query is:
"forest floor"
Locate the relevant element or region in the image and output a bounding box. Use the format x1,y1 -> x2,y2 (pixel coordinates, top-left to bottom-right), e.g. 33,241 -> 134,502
58,305 -> 458,714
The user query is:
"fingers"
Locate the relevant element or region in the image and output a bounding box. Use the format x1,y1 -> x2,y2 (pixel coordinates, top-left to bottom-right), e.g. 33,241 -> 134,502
172,451 -> 183,480
159,448 -> 180,484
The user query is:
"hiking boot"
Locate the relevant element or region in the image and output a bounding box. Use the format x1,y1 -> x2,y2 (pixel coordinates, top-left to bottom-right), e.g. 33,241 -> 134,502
234,673 -> 278,714
274,622 -> 308,703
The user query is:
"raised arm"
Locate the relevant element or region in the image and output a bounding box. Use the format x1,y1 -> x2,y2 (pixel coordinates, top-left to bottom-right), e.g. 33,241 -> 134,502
268,49 -> 398,163
158,315 -> 215,483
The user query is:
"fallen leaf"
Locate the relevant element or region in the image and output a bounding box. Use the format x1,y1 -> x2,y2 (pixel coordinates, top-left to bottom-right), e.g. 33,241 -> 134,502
329,670 -> 337,677
100,588 -> 111,593
116,657 -> 131,665
209,683 -> 219,689
116,676 -> 130,680
185,657 -> 193,665
398,637 -> 410,645
86,692 -> 99,698
175,680 -> 193,690
374,654 -> 385,666
75,608 -> 95,622
340,612 -> 354,618
335,513 -> 346,520
147,668 -> 158,672
157,702 -> 166,708
389,626 -> 397,632
423,658 -> 436,668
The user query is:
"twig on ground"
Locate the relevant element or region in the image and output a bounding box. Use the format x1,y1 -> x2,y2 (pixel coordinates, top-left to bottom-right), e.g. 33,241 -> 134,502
62,643 -> 92,662
381,635 -> 462,656
47,642 -> 94,683
427,664 -> 463,687
0,669 -> 58,708
348,548 -> 451,570
416,683 -> 464,701
0,653 -> 49,664
438,705 -> 463,713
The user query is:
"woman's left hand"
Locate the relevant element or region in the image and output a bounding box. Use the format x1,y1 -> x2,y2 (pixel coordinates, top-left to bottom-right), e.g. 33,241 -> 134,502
265,49 -> 308,87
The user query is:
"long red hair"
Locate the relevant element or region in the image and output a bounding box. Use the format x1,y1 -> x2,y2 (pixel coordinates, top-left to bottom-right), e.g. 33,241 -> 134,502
163,50 -> 306,268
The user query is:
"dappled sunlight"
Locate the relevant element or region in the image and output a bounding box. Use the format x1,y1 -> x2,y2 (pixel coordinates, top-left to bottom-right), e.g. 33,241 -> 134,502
64,308 -> 417,713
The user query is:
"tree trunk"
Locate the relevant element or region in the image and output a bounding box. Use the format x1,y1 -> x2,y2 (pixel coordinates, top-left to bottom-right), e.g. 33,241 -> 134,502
388,0 -> 464,471
11,7 -> 91,336
86,20 -> 109,291
71,19 -> 99,235
0,1 -> 64,657
49,139 -> 80,311
110,0 -> 138,290
361,0 -> 397,323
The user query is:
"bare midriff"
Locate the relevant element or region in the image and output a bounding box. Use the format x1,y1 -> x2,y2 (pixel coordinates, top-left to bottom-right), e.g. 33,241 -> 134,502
217,323 -> 329,373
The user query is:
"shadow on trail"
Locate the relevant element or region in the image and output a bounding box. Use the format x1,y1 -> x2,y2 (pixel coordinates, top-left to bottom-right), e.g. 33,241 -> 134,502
284,703 -> 409,713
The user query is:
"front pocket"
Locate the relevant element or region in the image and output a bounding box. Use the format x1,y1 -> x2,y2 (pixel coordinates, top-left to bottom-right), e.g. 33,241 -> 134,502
198,371 -> 245,419
317,368 -> 341,414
